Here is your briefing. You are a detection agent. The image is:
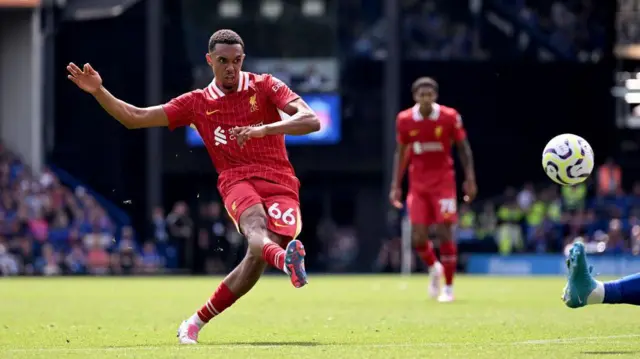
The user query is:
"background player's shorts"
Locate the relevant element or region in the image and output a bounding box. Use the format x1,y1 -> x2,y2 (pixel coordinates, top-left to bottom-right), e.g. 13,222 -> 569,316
222,178 -> 302,242
407,187 -> 458,226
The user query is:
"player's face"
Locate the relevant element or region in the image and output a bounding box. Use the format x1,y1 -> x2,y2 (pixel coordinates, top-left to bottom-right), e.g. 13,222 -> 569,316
206,43 -> 245,91
413,86 -> 438,107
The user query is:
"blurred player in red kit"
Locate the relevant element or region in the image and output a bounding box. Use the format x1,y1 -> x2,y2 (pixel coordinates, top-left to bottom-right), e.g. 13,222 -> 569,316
66,29 -> 320,343
389,77 -> 476,302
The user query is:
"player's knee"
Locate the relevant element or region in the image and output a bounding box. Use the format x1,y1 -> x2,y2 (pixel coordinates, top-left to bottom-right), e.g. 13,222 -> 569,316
436,223 -> 454,241
411,226 -> 428,246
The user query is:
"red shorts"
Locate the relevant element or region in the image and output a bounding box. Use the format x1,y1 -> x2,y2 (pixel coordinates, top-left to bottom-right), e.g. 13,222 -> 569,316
222,178 -> 302,240
407,187 -> 458,226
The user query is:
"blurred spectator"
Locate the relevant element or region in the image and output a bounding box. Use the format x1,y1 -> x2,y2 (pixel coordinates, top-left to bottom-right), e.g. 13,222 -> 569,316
36,243 -> 61,276
112,226 -> 138,275
477,202 -> 498,240
65,243 -> 86,275
457,203 -> 476,241
605,219 -> 628,254
326,227 -> 359,272
167,201 -> 194,268
517,182 -> 536,212
14,236 -> 35,274
150,205 -> 169,244
140,241 -> 162,274
561,183 -> 587,211
86,236 -> 110,275
0,242 -> 19,276
597,158 -> 623,197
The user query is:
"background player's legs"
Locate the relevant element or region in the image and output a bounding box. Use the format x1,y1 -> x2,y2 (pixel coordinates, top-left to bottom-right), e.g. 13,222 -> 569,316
407,192 -> 443,298
412,225 -> 438,269
411,224 -> 443,298
436,223 -> 457,301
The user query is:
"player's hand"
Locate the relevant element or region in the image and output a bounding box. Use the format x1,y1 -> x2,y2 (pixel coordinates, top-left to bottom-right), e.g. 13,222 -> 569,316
230,125 -> 268,147
389,186 -> 403,209
463,178 -> 477,203
66,62 -> 102,94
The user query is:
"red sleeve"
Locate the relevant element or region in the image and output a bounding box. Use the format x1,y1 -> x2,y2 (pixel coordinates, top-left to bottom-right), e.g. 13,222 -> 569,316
162,91 -> 197,131
263,74 -> 300,110
396,114 -> 410,145
452,110 -> 467,142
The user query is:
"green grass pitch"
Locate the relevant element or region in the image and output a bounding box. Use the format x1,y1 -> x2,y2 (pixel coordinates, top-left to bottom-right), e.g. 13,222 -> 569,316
1,275 -> 639,358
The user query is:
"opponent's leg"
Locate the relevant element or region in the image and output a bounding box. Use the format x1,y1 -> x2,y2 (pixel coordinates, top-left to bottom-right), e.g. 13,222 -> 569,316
178,250 -> 266,344
436,223 -> 457,302
563,242 -> 640,307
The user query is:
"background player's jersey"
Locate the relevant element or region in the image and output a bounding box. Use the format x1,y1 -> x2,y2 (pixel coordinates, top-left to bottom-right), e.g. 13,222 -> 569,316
162,72 -> 300,195
396,103 -> 466,193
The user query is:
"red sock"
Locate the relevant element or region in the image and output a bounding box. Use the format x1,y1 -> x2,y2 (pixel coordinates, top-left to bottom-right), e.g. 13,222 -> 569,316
261,241 -> 286,271
415,241 -> 437,267
196,282 -> 238,323
440,240 -> 458,286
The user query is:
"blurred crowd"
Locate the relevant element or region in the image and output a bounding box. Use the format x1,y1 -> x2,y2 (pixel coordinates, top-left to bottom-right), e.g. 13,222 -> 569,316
344,0 -> 605,60
0,145 -> 164,276
506,0 -> 606,58
454,159 -> 639,256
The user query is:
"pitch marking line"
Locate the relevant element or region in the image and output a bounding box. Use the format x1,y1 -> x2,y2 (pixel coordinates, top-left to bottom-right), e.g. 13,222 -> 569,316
4,334 -> 640,353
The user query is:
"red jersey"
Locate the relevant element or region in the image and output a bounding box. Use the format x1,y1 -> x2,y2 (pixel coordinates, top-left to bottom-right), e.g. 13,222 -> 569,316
396,103 -> 466,192
162,71 -> 300,194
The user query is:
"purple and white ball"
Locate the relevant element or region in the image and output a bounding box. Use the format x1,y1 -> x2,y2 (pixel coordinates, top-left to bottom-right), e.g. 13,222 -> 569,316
541,134 -> 594,186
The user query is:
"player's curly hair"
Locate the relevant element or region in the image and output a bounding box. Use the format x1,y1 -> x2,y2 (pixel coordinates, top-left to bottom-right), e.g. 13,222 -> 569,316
412,77 -> 439,94
208,29 -> 245,52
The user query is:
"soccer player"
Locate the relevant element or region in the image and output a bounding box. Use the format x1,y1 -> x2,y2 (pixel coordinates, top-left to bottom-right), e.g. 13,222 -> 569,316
564,241 -> 640,307
66,29 -> 320,343
389,77 -> 477,302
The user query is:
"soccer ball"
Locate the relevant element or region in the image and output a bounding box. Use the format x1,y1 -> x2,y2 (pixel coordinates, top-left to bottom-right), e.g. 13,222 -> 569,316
542,134 -> 594,186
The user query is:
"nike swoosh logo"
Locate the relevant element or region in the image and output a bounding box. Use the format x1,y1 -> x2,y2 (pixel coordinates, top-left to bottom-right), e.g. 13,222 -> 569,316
273,222 -> 287,227
206,110 -> 219,115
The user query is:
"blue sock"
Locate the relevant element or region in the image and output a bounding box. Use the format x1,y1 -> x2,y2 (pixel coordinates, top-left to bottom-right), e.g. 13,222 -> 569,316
604,273 -> 640,305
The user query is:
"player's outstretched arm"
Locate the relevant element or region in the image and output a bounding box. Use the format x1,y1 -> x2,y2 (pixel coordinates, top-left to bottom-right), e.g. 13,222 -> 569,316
67,62 -> 169,129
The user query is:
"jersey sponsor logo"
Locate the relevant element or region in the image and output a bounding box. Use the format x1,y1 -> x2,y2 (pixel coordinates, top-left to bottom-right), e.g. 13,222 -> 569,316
271,77 -> 285,92
249,94 -> 258,112
212,123 -> 264,146
214,126 -> 227,146
412,141 -> 444,154
206,109 -> 220,116
435,126 -> 442,138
